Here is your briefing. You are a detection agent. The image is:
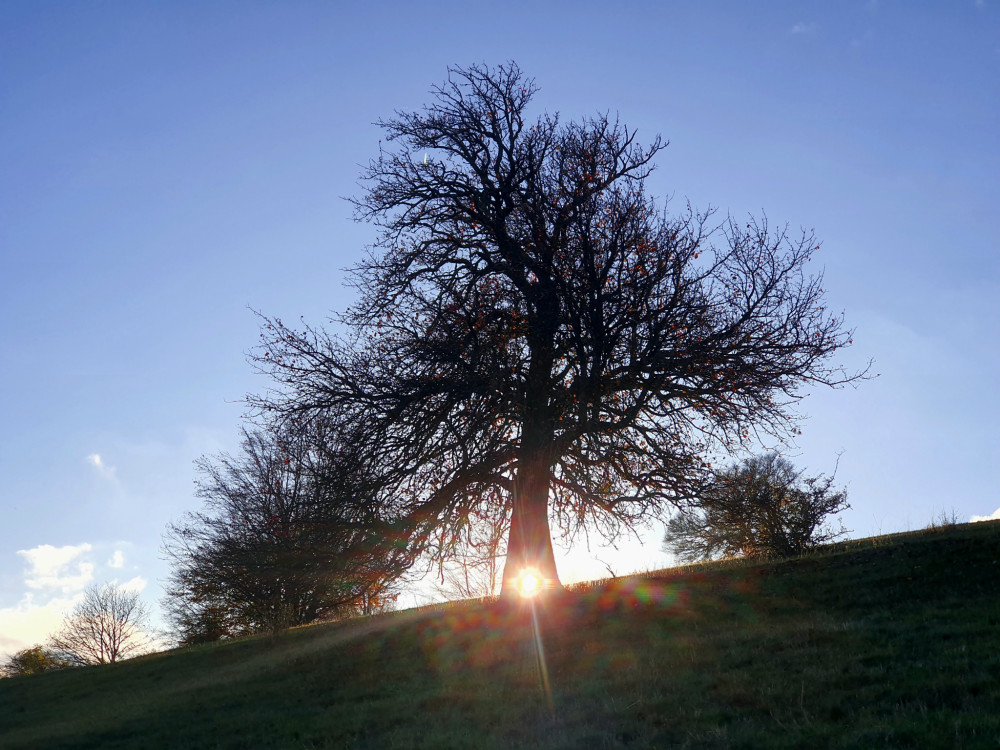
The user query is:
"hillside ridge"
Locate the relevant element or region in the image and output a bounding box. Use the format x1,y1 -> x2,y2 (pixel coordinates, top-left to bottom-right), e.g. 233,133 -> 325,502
2,521 -> 998,748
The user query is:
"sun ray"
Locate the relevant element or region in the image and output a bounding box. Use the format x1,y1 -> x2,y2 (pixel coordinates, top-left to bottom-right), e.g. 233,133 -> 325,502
529,597 -> 554,715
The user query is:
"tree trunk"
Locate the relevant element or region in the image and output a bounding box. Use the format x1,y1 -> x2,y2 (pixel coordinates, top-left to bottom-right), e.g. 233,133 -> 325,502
500,455 -> 563,599
500,284 -> 563,600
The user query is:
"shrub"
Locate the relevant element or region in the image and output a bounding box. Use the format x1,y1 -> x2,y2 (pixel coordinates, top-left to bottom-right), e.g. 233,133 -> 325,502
664,453 -> 849,563
0,645 -> 70,677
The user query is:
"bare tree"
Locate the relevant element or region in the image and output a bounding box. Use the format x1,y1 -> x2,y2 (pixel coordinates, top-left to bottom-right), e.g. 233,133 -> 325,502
664,453 -> 850,562
431,510 -> 508,600
48,583 -> 153,665
253,63 -> 865,598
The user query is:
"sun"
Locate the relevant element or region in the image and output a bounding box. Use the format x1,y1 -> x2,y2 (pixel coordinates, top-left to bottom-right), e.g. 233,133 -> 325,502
518,568 -> 542,598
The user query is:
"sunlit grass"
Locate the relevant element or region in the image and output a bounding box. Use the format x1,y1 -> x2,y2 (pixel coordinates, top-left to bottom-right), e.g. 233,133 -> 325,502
2,521 -> 998,748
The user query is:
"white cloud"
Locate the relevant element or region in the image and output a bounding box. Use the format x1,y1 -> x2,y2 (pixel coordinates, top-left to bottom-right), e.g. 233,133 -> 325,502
86,453 -> 117,480
971,507 -> 1000,522
791,22 -> 817,34
17,543 -> 95,593
0,592 -> 80,660
1,543 -> 154,661
117,575 -> 147,593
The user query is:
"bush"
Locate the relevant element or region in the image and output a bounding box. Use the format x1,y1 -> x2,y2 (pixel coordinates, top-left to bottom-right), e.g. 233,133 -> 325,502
664,453 -> 849,563
0,645 -> 70,678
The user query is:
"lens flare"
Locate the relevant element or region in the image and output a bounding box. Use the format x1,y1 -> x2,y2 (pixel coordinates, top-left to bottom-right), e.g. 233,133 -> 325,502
518,568 -> 542,598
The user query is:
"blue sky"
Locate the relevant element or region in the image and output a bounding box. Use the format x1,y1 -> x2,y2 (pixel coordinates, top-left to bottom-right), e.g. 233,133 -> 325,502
1,1 -> 997,654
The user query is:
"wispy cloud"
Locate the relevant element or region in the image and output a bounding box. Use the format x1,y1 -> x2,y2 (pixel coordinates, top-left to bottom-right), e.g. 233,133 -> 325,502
971,507 -> 1000,522
791,22 -> 818,34
17,543 -> 94,593
86,453 -> 117,480
108,550 -> 125,568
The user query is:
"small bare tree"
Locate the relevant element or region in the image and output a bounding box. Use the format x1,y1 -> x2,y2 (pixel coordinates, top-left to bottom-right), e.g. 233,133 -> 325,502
48,583 -> 153,665
432,509 -> 508,600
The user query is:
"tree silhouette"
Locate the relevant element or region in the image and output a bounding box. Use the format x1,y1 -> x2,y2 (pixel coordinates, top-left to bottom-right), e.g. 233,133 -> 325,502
664,452 -> 850,562
48,583 -> 153,665
254,63 -> 863,598
164,420 -> 402,640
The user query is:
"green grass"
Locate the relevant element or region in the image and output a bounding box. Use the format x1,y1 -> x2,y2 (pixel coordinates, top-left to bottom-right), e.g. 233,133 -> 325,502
2,521 -> 999,748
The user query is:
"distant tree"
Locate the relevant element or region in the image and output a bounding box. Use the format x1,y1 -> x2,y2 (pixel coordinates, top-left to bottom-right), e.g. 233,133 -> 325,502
163,419 -> 404,641
431,509 -> 508,600
48,583 -> 153,666
0,645 -> 70,677
664,453 -> 849,563
351,587 -> 400,617
253,62 -> 865,598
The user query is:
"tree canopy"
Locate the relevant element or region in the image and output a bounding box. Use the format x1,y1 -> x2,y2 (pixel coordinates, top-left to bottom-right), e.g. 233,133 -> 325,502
163,420 -> 401,641
253,63 -> 862,597
664,452 -> 850,562
48,583 -> 153,665
0,645 -> 69,678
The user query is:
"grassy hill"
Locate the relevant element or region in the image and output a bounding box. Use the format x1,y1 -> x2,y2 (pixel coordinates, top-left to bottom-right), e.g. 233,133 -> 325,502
2,521 -> 998,749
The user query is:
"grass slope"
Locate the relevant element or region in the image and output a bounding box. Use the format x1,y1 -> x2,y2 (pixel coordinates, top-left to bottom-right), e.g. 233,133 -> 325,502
2,521 -> 998,749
